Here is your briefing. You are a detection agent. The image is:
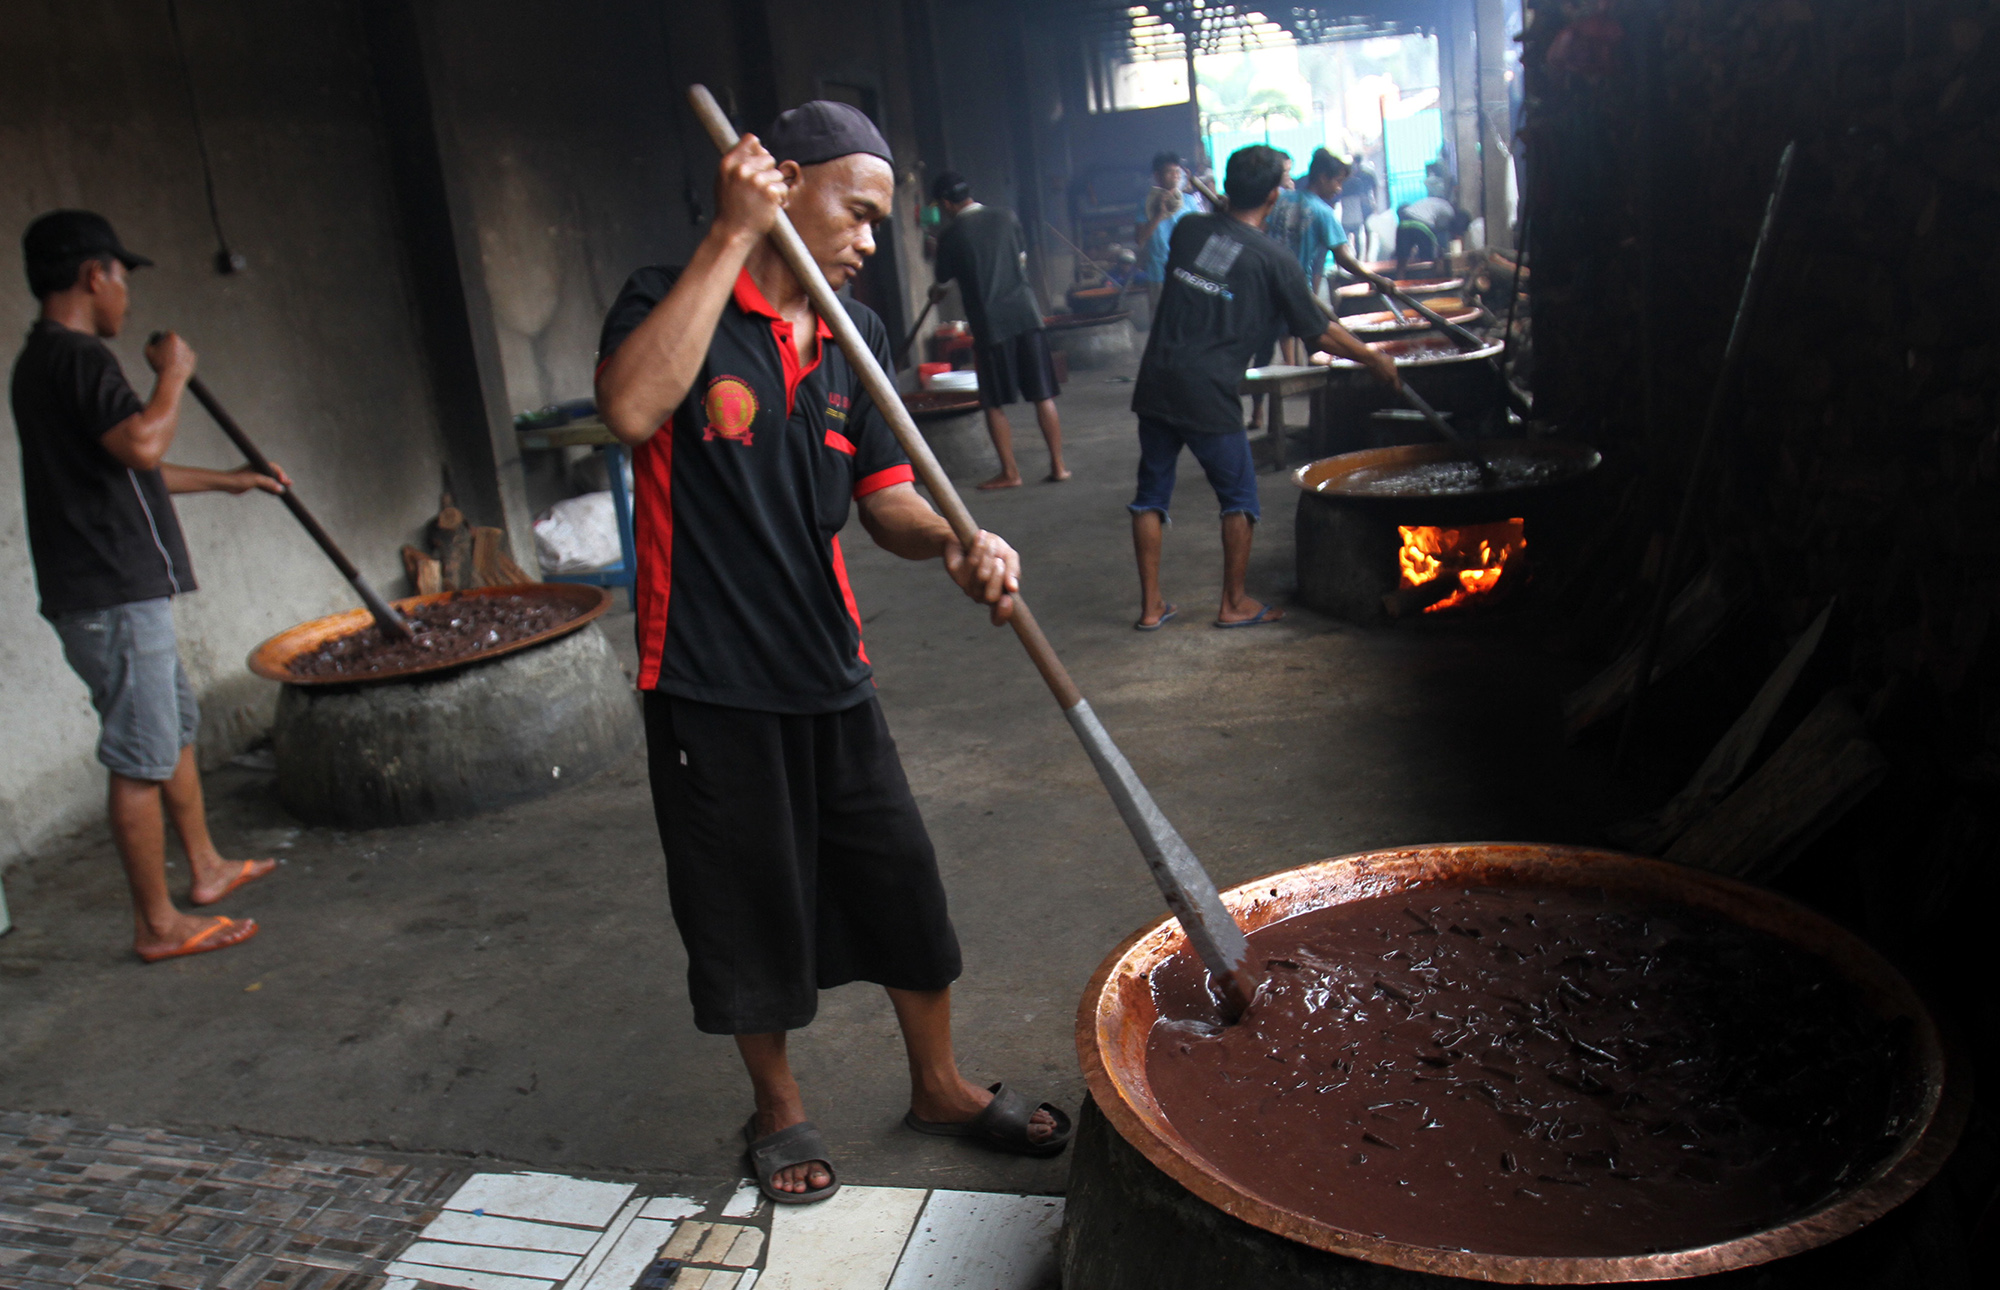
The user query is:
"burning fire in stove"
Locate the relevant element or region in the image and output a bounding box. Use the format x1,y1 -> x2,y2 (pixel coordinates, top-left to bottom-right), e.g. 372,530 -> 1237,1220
1396,518 -> 1527,614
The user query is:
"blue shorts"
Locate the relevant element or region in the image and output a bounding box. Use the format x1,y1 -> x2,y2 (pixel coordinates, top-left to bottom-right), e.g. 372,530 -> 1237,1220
1129,418 -> 1260,522
51,598 -> 199,782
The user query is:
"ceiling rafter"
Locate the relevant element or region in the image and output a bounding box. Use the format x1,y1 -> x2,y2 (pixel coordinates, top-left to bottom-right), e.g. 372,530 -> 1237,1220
1056,1 -> 1443,63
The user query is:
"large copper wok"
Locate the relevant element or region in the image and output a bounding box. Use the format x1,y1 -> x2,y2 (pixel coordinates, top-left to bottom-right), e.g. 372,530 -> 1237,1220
1294,438 -> 1602,526
248,583 -> 611,685
1077,844 -> 1966,1284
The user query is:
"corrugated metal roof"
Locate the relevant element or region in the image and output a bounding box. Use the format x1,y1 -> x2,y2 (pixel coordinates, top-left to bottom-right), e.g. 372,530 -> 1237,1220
1055,1 -> 1443,63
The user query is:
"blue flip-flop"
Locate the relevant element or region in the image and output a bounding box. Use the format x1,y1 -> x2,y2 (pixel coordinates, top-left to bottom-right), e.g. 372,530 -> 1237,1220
1134,603 -> 1177,631
1215,603 -> 1284,629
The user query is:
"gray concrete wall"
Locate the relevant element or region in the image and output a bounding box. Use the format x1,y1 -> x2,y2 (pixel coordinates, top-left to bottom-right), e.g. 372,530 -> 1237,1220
429,0 -> 715,422
425,0 -> 936,425
0,0 -> 449,866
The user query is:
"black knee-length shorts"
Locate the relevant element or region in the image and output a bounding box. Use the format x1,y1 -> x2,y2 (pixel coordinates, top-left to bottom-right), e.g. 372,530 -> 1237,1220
643,692 -> 962,1034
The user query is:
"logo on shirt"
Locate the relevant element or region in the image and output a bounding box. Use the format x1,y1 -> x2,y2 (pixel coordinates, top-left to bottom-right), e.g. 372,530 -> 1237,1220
1171,266 -> 1233,299
702,375 -> 759,445
1191,232 -> 1245,279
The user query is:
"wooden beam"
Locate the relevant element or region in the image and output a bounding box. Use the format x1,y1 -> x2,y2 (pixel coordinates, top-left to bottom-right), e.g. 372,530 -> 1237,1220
1664,689 -> 1888,883
1608,600 -> 1834,853
1562,565 -> 1734,741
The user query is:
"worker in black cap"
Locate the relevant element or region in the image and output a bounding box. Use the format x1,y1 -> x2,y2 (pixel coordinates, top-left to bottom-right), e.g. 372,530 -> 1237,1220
10,211 -> 287,964
927,171 -> 1069,488
596,102 -> 1069,1205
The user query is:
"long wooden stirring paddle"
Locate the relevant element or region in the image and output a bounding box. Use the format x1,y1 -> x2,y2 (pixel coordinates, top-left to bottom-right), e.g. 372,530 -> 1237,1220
685,85 -> 1258,1021
158,334 -> 414,641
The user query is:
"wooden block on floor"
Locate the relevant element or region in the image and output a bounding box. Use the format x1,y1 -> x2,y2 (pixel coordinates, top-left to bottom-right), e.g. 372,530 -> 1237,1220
398,1240 -> 580,1281
760,1186 -> 926,1290
885,1191 -> 1064,1290
443,1173 -> 635,1230
662,1220 -> 710,1259
722,1226 -> 764,1268
420,1211 -> 603,1255
692,1223 -> 745,1263
682,1270 -> 745,1289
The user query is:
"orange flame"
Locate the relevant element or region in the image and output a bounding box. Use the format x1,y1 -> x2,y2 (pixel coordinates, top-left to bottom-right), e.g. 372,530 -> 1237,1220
1396,518 -> 1527,613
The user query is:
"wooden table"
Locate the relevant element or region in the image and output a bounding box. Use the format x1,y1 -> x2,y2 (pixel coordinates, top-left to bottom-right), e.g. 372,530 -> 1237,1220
515,421 -> 636,609
1239,365 -> 1328,470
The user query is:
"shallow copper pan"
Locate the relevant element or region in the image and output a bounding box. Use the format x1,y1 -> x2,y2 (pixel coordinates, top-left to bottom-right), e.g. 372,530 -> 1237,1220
247,583 -> 611,685
1338,276 -> 1465,300
1344,302 -> 1483,334
1293,438 -> 1600,525
1078,844 -> 1967,1283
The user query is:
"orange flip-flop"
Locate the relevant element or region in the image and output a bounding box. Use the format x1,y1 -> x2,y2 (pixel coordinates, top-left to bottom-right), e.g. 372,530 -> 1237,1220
191,858 -> 276,906
137,916 -> 259,963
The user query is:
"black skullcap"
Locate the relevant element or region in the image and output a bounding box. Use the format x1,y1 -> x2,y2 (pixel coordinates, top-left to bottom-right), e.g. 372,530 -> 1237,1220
764,101 -> 893,168
930,171 -> 971,204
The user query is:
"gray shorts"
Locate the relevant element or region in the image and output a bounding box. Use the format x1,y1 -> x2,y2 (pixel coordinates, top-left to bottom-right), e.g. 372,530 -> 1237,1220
51,598 -> 199,782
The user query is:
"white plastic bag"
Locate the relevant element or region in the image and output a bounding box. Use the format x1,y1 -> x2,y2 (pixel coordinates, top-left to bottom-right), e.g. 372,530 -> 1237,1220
533,491 -> 621,574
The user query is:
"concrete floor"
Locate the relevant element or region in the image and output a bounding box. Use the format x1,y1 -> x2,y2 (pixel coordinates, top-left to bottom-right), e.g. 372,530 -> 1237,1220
0,351 -> 1651,1200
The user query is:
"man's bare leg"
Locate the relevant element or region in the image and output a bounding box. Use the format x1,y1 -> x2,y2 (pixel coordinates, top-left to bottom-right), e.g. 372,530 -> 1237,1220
110,771 -> 232,956
1132,509 -> 1170,627
887,986 -> 1054,1141
978,406 -> 1023,489
736,1032 -> 833,1195
161,744 -> 272,903
1216,511 -> 1283,624
1033,399 -> 1071,481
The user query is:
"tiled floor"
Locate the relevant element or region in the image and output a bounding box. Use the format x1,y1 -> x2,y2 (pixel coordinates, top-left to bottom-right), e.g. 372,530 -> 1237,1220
0,1109 -> 456,1289
0,1112 -> 1062,1290
388,1171 -> 1061,1290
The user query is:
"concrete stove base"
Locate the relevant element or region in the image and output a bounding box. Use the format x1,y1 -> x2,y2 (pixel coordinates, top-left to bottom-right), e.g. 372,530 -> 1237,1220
272,622 -> 641,828
1045,315 -> 1134,370
911,402 -> 999,483
1295,497 -> 1402,625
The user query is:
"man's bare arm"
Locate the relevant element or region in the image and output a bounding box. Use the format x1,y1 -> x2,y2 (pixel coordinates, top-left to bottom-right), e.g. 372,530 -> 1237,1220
857,481 -> 1019,624
160,462 -> 290,495
1332,243 -> 1394,294
1310,319 -> 1401,389
100,332 -> 194,472
595,135 -> 788,446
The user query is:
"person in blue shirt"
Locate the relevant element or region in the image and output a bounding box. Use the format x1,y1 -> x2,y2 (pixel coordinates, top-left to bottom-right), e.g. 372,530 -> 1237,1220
1138,152 -> 1205,323
1286,150 -> 1397,300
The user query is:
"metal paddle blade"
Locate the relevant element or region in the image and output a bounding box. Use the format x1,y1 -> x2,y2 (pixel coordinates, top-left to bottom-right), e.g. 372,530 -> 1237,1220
1065,700 -> 1257,1019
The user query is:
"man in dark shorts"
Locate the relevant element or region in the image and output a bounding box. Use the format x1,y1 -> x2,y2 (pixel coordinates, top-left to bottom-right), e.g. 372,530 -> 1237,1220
927,172 -> 1068,489
11,211 -> 284,962
595,102 -> 1068,1205
1129,146 -> 1399,630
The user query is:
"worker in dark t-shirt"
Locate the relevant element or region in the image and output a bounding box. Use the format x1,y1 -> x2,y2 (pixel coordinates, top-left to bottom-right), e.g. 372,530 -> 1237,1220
10,211 -> 286,963
1129,146 -> 1399,630
927,172 -> 1069,489
595,102 -> 1069,1207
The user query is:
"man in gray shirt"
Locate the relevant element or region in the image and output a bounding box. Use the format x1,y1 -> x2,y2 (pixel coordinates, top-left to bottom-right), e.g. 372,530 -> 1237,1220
929,173 -> 1069,489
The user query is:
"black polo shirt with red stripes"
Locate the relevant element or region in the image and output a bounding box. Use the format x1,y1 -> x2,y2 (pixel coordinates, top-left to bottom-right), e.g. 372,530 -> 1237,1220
598,267 -> 914,714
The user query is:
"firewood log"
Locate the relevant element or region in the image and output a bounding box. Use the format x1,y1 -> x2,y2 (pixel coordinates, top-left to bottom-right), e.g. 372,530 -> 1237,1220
469,526 -> 533,587
400,544 -> 443,597
1664,689 -> 1888,883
